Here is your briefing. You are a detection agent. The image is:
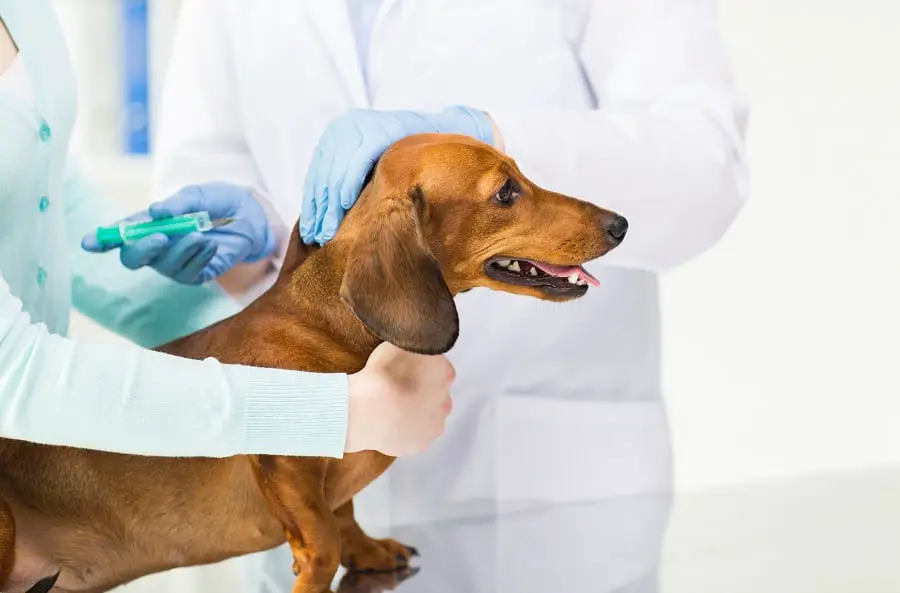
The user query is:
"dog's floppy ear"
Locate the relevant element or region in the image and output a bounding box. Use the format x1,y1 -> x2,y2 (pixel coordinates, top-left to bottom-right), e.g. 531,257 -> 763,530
340,187 -> 458,355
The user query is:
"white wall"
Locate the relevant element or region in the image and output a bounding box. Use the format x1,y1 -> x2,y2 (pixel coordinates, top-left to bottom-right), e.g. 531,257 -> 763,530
662,0 -> 900,489
57,0 -> 900,493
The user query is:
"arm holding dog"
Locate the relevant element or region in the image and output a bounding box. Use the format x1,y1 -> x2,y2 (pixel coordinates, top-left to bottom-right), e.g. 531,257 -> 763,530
0,253 -> 451,460
0,268 -> 348,458
487,0 -> 749,272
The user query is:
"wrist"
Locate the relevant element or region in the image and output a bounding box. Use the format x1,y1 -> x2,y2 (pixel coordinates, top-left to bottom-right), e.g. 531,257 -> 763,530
242,187 -> 278,263
345,370 -> 369,452
244,223 -> 276,263
236,365 -> 349,457
487,114 -> 504,151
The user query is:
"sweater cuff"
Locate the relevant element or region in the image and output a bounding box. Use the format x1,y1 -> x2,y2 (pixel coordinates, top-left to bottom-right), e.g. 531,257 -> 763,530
235,365 -> 349,458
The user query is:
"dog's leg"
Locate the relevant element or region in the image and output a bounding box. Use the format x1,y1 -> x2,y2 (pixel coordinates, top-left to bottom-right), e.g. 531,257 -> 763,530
251,456 -> 340,593
336,500 -> 417,572
0,498 -> 14,587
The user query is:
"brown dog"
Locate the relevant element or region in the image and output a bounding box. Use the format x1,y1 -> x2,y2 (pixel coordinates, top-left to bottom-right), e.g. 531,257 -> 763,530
0,133 -> 627,593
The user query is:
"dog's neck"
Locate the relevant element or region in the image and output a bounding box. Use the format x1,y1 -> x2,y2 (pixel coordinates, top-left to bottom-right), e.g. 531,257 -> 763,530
258,233 -> 382,357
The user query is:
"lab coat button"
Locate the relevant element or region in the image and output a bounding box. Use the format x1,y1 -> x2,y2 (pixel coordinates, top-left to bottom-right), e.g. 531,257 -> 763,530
39,122 -> 52,142
39,196 -> 50,212
36,267 -> 48,286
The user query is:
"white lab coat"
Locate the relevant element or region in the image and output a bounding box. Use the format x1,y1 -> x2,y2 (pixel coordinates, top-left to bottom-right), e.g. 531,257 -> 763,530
151,0 -> 747,590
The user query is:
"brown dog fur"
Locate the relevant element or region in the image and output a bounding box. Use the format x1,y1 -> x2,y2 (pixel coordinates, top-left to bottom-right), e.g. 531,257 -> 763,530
0,134 -> 625,593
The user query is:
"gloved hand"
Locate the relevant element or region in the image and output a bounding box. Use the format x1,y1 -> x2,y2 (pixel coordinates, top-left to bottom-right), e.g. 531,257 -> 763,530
300,105 -> 494,245
82,182 -> 275,285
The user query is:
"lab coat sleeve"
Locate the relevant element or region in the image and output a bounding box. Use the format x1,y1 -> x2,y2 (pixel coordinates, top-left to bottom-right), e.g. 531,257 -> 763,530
487,0 -> 749,272
150,0 -> 288,264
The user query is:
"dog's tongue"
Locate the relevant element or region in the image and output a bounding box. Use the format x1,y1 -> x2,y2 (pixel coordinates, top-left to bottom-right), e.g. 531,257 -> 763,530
531,262 -> 600,287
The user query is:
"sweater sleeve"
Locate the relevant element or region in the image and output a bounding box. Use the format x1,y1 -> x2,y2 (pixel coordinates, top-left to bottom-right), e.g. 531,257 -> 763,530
0,271 -> 348,457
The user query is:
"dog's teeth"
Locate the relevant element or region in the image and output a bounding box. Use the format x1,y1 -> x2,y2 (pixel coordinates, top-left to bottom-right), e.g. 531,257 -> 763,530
497,259 -> 511,268
508,261 -> 521,272
567,272 -> 580,284
529,267 -> 538,276
577,278 -> 587,286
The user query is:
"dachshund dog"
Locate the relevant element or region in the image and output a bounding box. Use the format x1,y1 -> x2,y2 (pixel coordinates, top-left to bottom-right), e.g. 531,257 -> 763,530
0,133 -> 627,593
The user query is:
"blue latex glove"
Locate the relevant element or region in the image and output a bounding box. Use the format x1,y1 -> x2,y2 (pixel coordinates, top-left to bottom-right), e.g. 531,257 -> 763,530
300,105 -> 494,245
82,182 -> 275,285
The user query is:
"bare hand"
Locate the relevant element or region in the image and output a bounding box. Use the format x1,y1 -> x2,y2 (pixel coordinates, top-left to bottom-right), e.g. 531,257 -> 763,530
345,342 -> 454,456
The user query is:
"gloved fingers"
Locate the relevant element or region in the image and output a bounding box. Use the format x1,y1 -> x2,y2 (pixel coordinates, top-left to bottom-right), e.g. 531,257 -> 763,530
197,250 -> 236,284
149,185 -> 209,220
313,149 -> 337,218
316,203 -> 346,246
337,127 -> 372,209
311,149 -> 339,242
299,193 -> 317,244
81,231 -> 107,253
119,234 -> 170,270
171,240 -> 218,285
312,187 -> 331,244
339,148 -> 379,210
300,146 -> 326,244
314,162 -> 347,244
316,183 -> 347,245
234,221 -> 276,263
189,182 -> 250,219
150,233 -> 213,280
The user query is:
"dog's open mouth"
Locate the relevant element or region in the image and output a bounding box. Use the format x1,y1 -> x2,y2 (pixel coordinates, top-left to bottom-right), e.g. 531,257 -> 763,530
485,256 -> 599,296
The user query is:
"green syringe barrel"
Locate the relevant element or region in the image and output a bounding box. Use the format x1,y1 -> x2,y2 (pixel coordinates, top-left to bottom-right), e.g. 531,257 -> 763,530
95,212 -> 213,249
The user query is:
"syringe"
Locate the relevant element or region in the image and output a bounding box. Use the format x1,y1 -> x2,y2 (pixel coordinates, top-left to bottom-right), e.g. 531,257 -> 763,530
94,211 -> 235,250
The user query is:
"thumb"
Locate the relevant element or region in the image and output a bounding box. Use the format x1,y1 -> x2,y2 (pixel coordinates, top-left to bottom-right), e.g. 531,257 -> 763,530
81,231 -> 108,253
149,185 -> 208,220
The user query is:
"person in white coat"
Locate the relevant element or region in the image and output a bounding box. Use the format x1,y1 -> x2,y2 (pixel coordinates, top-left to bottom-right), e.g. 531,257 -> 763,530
148,0 -> 748,590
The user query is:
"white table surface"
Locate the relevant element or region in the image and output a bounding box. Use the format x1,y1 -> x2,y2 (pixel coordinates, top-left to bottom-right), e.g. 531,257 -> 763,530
116,467 -> 900,593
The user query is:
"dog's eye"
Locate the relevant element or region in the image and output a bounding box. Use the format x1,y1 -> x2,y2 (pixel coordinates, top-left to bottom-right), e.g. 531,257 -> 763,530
493,179 -> 520,206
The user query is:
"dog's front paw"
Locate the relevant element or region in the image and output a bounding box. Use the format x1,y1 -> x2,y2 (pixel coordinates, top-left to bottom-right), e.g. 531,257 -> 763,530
337,567 -> 420,593
341,535 -> 418,572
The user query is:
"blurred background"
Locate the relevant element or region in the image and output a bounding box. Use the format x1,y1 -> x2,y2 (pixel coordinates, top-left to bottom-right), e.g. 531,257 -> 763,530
59,0 -> 899,495
52,0 -> 898,591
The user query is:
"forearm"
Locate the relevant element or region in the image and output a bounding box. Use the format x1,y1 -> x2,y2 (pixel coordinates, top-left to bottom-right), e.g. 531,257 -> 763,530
0,275 -> 348,458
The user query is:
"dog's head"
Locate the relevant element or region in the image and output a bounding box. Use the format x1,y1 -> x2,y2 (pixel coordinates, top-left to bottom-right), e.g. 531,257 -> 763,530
325,133 -> 627,355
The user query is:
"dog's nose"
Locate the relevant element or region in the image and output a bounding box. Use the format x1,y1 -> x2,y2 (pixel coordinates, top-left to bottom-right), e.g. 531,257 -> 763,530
605,215 -> 629,243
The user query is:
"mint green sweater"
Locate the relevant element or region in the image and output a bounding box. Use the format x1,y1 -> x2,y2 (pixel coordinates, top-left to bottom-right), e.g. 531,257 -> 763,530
0,0 -> 348,458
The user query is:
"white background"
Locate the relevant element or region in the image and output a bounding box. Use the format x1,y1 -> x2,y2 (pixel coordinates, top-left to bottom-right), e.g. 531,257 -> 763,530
56,0 -> 900,495
663,0 -> 900,490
